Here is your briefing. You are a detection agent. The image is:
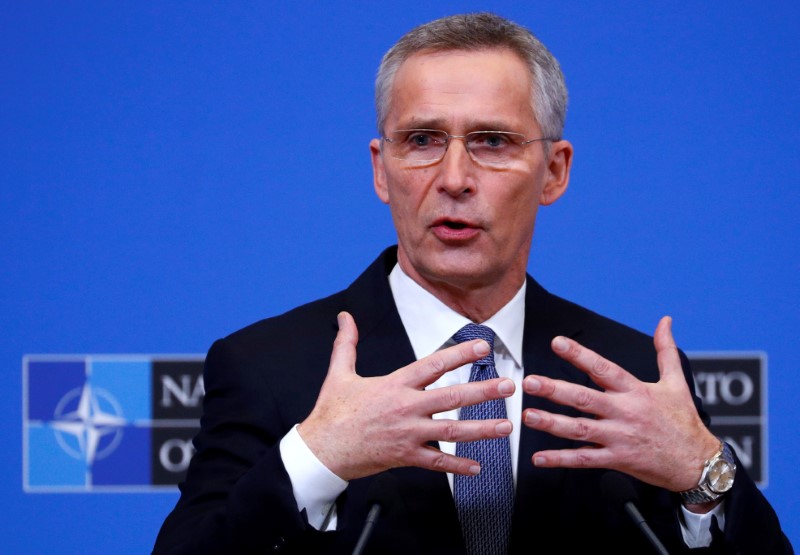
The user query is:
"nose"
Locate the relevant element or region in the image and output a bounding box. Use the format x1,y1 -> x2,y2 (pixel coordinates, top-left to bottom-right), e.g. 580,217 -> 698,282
438,136 -> 475,196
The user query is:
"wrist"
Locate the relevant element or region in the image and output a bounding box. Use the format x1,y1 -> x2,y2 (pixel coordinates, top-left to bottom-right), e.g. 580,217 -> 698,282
678,439 -> 736,505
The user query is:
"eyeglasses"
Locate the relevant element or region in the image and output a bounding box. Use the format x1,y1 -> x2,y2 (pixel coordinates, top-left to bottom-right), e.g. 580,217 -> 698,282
381,129 -> 557,168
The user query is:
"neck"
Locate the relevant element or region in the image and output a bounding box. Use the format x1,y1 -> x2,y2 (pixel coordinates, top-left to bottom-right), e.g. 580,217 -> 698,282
397,259 -> 525,324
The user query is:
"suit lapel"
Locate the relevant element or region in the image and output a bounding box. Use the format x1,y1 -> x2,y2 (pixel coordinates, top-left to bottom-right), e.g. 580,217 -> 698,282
341,248 -> 462,549
341,246 -> 416,379
512,276 -> 594,543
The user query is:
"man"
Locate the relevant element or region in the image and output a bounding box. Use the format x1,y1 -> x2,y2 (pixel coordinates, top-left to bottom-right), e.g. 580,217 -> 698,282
153,12 -> 792,554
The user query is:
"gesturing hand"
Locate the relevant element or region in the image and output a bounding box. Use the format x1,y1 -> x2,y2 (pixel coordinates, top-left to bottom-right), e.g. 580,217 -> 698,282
522,316 -> 719,492
297,311 -> 515,482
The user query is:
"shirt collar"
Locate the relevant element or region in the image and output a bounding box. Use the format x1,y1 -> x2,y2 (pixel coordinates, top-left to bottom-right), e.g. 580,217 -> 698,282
388,263 -> 525,366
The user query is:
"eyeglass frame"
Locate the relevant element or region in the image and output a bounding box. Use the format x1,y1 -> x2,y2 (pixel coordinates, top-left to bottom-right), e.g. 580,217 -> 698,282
380,128 -> 559,168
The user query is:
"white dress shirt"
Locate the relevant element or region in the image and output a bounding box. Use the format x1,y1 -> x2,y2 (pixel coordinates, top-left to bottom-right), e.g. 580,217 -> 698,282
279,262 -> 721,546
388,261 -> 526,492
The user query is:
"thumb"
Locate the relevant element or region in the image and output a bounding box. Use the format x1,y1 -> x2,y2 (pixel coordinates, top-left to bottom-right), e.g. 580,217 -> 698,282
654,315 -> 682,382
328,311 -> 359,378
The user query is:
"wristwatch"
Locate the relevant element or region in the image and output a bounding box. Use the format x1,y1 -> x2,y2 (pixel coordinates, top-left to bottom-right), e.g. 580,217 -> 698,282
679,441 -> 737,504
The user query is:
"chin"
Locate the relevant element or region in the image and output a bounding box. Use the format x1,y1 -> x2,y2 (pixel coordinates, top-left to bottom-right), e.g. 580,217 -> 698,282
418,257 -> 497,288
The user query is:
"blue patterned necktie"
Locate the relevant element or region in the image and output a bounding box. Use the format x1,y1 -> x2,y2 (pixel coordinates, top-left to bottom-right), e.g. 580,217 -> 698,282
453,323 -> 514,555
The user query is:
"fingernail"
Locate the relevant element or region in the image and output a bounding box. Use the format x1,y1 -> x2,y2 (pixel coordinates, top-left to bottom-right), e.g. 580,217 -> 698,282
473,340 -> 490,356
525,376 -> 541,393
337,312 -> 346,327
498,379 -> 514,395
525,412 -> 540,425
495,421 -> 512,435
533,456 -> 545,466
552,337 -> 568,353
469,464 -> 481,475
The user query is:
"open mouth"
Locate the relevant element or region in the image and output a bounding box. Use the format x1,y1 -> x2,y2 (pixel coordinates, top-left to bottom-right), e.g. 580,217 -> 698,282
431,218 -> 480,241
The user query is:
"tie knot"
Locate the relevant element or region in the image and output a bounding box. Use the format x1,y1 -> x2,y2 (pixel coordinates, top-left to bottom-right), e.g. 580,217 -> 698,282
453,323 -> 495,365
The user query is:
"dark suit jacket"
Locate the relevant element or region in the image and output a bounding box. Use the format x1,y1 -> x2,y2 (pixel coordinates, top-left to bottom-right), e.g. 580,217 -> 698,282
153,247 -> 792,554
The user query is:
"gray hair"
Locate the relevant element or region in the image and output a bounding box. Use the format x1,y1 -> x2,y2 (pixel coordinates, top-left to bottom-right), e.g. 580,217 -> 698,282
375,12 -> 568,141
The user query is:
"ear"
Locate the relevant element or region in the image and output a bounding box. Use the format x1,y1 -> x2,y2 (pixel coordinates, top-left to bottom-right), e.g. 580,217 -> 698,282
370,138 -> 390,204
539,139 -> 573,206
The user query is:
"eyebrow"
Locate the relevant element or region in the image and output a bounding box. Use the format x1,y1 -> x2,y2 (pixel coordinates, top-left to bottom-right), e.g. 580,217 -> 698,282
395,117 -> 448,130
395,117 -> 521,133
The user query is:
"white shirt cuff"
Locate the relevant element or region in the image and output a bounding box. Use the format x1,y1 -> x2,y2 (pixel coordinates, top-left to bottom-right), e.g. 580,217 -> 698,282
279,424 -> 348,530
680,501 -> 726,548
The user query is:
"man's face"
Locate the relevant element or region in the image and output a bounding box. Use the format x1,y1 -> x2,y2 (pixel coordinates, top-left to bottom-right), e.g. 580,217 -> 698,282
370,48 -> 572,299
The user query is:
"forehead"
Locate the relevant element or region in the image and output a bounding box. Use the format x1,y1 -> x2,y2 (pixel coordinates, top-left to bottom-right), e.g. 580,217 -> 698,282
387,48 -> 536,131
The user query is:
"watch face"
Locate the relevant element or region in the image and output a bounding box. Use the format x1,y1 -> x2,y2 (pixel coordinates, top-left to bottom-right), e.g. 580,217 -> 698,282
708,460 -> 735,493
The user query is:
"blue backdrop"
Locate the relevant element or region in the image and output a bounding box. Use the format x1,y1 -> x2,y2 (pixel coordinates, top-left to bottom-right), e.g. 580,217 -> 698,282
2,1 -> 798,552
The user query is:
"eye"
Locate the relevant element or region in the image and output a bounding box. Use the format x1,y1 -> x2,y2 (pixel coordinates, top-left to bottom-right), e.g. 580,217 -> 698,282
404,130 -> 441,148
470,132 -> 513,149
410,133 -> 431,146
486,134 -> 508,147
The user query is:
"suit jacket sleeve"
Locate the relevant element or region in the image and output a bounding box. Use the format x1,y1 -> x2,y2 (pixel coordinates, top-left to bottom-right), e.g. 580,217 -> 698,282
518,281 -> 794,554
151,248 -> 415,555
152,334 -> 339,554
675,352 -> 792,554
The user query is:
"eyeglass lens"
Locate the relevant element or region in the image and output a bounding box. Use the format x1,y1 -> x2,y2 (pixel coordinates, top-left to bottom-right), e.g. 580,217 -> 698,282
387,130 -> 527,166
